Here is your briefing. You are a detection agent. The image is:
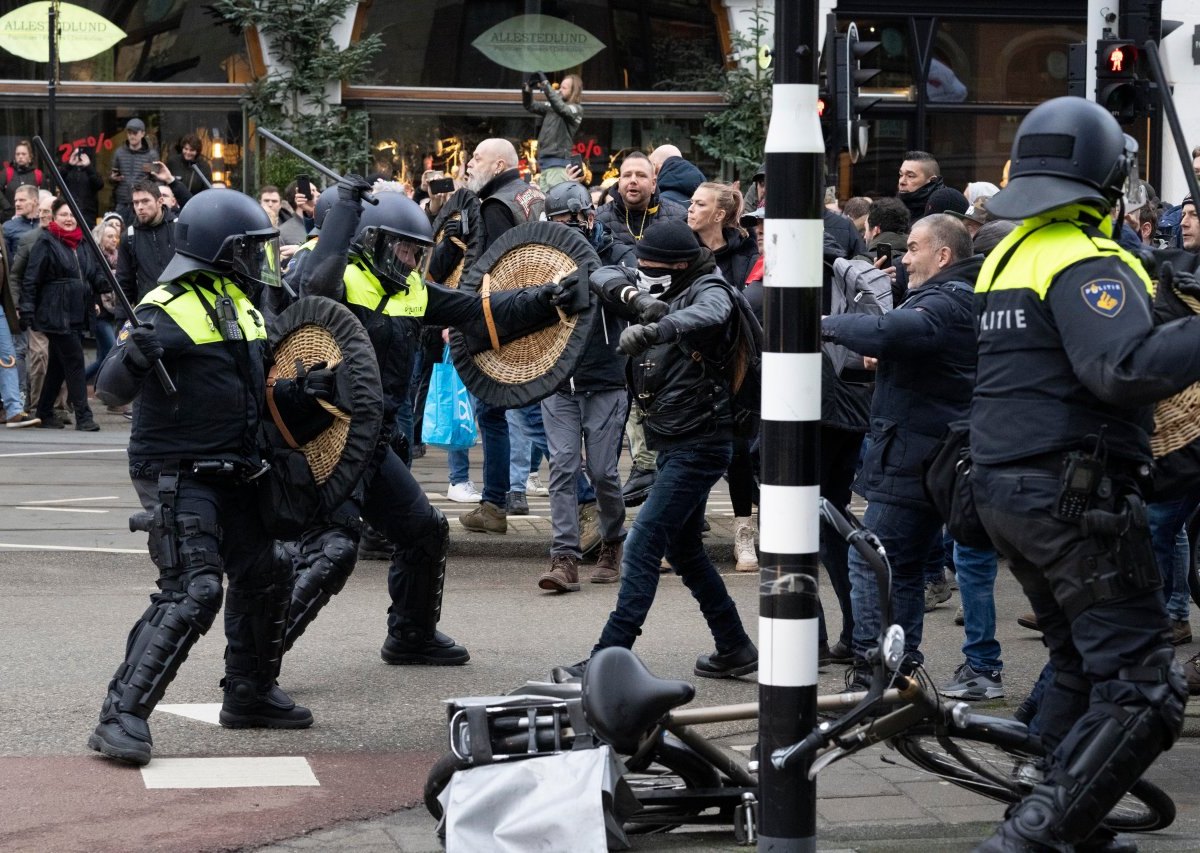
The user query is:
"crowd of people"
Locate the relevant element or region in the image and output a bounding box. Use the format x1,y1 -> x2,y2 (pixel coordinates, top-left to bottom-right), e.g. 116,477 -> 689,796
4,82 -> 1200,851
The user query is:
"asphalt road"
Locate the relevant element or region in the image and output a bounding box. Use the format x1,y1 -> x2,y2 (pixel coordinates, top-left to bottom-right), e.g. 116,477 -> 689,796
1,425 -> 1198,852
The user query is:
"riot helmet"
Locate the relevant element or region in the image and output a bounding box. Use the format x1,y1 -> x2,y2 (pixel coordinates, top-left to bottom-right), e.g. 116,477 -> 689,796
160,190 -> 281,294
988,96 -> 1135,221
544,181 -> 595,234
314,185 -> 338,231
351,191 -> 434,286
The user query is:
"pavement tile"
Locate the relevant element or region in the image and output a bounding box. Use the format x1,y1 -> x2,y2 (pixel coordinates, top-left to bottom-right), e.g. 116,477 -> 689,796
817,793 -> 935,823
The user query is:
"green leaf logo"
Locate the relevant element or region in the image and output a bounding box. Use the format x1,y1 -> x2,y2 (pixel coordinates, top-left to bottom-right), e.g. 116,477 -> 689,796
472,14 -> 604,73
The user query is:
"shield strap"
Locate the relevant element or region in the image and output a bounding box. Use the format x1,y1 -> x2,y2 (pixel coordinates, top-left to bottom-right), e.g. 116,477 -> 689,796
480,272 -> 501,352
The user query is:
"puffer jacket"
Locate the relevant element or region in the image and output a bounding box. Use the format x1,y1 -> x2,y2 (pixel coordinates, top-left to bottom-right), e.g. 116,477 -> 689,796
595,191 -> 687,247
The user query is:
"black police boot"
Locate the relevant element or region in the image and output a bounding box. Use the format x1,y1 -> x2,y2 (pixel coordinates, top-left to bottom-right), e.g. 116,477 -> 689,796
219,677 -> 313,728
88,689 -> 154,766
357,523 -> 392,560
381,508 -> 469,665
694,641 -> 758,679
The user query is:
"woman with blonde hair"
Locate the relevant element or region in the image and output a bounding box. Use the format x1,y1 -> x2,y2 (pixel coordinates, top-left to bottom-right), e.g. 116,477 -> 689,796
686,181 -> 762,573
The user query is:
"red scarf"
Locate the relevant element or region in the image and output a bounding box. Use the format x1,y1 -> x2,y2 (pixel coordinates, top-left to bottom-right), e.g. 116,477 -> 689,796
48,220 -> 83,249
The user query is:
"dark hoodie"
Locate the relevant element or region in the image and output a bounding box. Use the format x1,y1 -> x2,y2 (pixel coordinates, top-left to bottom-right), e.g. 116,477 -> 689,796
655,156 -> 706,207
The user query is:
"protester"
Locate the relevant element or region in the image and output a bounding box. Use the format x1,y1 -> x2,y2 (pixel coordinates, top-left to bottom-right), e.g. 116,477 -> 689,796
896,150 -> 944,223
649,144 -> 705,208
522,73 -> 584,191
62,146 -> 104,225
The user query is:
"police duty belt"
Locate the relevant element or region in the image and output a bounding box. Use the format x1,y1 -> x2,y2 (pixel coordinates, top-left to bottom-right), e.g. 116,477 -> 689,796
451,220 -> 599,409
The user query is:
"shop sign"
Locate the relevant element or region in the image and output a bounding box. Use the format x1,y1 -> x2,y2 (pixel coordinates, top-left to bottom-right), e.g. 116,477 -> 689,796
472,14 -> 604,73
0,2 -> 126,63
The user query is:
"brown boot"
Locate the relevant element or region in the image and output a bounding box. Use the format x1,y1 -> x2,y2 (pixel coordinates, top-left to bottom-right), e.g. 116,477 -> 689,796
539,554 -> 580,592
459,501 -> 507,534
591,540 -> 622,584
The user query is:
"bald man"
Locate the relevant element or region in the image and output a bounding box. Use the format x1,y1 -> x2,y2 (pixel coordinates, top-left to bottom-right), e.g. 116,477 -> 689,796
465,138 -> 545,251
647,144 -> 705,208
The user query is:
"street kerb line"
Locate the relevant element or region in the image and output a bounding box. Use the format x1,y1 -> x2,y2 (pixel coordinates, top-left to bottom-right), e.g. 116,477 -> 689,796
0,543 -> 145,554
14,506 -> 109,514
20,495 -> 120,504
0,448 -> 127,458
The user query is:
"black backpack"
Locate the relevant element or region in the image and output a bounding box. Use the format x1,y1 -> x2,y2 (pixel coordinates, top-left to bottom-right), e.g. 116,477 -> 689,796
686,275 -> 763,437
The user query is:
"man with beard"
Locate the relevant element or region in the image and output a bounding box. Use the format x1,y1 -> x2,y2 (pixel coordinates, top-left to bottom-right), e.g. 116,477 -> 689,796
897,150 -> 944,224
557,220 -> 757,679
117,180 -> 178,310
457,138 -> 546,535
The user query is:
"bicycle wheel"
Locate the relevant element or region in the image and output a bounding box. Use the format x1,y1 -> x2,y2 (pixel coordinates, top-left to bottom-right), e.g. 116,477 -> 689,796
891,723 -> 1175,832
623,732 -> 728,834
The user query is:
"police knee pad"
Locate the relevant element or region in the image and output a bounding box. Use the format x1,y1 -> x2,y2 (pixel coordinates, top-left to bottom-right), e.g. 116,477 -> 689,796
177,571 -> 223,633
300,527 -> 359,593
404,507 -> 449,563
1124,646 -> 1188,748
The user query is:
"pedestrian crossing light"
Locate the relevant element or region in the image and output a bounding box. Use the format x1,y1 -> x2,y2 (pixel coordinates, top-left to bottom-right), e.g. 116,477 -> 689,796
1094,39 -> 1143,125
837,23 -> 880,163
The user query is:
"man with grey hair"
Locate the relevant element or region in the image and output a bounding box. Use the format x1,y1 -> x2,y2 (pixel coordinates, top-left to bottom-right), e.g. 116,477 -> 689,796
821,213 -> 980,689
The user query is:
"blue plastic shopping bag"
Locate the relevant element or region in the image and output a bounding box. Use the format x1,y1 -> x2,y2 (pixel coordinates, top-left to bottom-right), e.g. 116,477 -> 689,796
422,345 -> 477,450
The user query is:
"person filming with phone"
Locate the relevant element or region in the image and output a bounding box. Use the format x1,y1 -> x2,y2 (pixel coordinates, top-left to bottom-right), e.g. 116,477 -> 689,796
110,118 -> 159,227
522,72 -> 583,191
63,146 -> 104,226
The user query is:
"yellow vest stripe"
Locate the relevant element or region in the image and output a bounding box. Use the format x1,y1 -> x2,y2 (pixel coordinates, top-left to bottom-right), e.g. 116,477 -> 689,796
343,259 -> 429,318
142,277 -> 267,344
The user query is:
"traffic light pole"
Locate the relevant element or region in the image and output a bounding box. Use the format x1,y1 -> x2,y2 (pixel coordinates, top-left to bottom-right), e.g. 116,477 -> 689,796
1141,40 -> 1200,207
758,1 -> 823,850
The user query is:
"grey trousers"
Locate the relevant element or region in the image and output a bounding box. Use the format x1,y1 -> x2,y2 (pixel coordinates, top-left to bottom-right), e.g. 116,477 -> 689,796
541,389 -> 628,557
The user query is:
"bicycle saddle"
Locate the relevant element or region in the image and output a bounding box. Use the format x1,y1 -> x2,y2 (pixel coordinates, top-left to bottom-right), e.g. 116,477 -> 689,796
581,647 -> 695,754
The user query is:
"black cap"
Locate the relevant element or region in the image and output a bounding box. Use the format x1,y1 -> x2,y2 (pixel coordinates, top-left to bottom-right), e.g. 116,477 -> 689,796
635,220 -> 701,264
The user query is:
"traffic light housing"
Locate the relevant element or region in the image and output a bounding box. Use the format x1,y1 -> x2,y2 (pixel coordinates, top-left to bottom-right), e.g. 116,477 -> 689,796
1095,38 -> 1148,124
833,23 -> 880,162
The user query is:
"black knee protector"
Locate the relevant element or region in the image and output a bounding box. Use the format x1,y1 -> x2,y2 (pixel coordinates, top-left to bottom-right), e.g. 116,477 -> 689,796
406,506 -> 450,564
225,580 -> 291,680
284,526 -> 361,651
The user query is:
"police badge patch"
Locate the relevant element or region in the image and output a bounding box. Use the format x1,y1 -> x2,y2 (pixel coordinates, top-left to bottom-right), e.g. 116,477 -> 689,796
1080,279 -> 1125,317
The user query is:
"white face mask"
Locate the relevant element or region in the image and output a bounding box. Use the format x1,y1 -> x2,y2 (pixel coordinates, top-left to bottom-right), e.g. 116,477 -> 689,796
636,269 -> 672,294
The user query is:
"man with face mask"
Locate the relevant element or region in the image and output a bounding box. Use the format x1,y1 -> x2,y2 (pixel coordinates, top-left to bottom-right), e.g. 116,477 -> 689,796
89,190 -> 313,766
556,219 -> 757,679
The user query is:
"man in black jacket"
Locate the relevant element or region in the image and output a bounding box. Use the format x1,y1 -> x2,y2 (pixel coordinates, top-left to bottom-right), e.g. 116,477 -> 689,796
561,220 -> 757,679
896,150 -> 945,224
821,213 -> 978,685
116,180 -> 177,315
62,146 -> 104,225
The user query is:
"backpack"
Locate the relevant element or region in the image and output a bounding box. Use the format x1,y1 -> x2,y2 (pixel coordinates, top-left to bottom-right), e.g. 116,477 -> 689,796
691,276 -> 763,438
824,257 -> 894,384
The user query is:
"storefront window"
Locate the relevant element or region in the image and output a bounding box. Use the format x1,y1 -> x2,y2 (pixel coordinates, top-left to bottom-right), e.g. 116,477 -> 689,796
934,20 -> 1085,105
360,0 -> 721,91
0,1 -> 249,84
925,112 -> 1021,191
851,19 -> 916,99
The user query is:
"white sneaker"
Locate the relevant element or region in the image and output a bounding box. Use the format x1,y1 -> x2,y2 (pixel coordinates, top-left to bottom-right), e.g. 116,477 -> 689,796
446,481 -> 482,503
734,517 -> 758,573
526,473 -> 549,496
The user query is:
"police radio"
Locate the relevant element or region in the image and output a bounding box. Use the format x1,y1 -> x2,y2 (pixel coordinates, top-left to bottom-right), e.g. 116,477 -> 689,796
1053,429 -> 1109,522
216,296 -> 244,341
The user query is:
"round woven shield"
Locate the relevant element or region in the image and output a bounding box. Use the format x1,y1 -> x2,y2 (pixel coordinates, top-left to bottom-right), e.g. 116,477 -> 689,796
426,189 -> 482,288
451,220 -> 599,408
268,296 -> 382,509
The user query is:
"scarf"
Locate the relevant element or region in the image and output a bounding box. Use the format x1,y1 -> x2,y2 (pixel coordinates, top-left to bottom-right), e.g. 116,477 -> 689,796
48,221 -> 83,249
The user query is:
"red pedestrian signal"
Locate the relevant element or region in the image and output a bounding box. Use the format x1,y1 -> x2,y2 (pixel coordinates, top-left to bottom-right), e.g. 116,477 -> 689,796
817,97 -> 825,118
1109,46 -> 1124,72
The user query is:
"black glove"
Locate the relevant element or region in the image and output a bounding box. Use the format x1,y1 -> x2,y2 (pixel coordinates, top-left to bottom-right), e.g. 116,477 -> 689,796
18,314 -> 32,331
1162,261 -> 1200,299
618,322 -> 661,356
124,323 -> 163,369
627,291 -> 669,323
440,217 -> 462,242
296,360 -> 337,404
550,268 -> 591,314
337,174 -> 374,204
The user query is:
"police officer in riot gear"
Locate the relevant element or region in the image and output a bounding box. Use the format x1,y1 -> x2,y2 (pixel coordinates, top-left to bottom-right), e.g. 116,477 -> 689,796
285,179 -> 588,665
89,191 -> 321,766
970,97 -> 1200,852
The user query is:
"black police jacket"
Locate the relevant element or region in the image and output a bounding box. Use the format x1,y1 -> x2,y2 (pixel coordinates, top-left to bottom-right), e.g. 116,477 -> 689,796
593,251 -> 736,449
822,256 -> 980,508
97,274 -> 269,465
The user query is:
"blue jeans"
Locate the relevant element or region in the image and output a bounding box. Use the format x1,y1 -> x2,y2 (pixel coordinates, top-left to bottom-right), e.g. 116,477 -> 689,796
507,404 -> 548,494
849,500 -> 943,668
953,542 -> 1002,673
476,398 -> 510,505
0,309 -> 23,417
1148,492 -> 1199,623
448,447 -> 471,486
85,317 -> 116,384
593,440 -> 750,656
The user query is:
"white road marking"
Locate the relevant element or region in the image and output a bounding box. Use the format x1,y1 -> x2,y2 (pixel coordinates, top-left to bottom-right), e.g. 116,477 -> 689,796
157,703 -> 224,725
0,448 -> 126,458
140,756 -> 320,789
19,495 -> 120,504
0,543 -> 144,553
14,506 -> 108,514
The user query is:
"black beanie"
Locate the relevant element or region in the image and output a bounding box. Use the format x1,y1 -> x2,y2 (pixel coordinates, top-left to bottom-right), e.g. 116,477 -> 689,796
924,187 -> 970,217
635,220 -> 701,263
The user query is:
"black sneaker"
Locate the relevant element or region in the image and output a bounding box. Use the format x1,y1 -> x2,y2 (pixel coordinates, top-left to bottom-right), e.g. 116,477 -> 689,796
825,640 -> 854,664
381,629 -> 470,665
219,678 -> 313,729
506,490 -> 529,516
695,641 -> 758,679
622,465 -> 656,508
36,416 -> 65,429
75,416 -> 100,432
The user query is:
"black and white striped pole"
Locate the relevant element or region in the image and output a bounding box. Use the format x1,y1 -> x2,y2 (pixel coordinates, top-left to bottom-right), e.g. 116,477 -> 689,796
757,1 -> 823,851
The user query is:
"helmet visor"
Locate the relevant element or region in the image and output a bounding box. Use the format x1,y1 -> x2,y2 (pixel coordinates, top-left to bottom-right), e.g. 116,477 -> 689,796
230,233 -> 283,290
362,226 -> 426,283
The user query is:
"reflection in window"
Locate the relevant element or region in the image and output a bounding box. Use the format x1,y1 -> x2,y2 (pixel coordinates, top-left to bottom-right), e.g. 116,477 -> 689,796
935,21 -> 1085,105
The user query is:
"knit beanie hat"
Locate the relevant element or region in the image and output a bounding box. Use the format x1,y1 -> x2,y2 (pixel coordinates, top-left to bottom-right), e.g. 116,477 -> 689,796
635,220 -> 700,263
925,187 -> 970,217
